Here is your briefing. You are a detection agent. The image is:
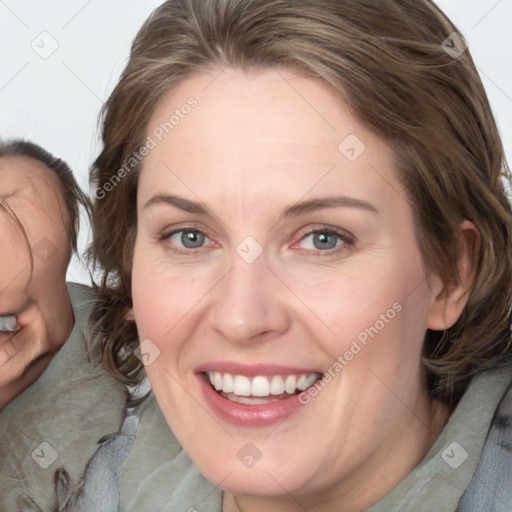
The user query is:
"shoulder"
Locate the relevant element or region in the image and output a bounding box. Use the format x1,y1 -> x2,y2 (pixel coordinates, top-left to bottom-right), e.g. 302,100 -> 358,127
457,366 -> 512,511
0,282 -> 128,512
66,281 -> 96,315
119,392 -> 222,512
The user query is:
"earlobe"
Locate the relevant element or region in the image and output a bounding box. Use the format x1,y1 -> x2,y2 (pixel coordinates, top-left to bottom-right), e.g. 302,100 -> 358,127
426,220 -> 480,331
125,308 -> 135,322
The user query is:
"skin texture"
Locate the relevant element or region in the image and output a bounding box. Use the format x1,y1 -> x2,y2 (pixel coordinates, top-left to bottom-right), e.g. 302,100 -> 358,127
129,68 -> 478,512
0,156 -> 74,408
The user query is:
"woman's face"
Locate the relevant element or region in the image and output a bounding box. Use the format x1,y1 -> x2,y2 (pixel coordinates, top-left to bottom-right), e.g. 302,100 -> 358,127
131,68 -> 446,506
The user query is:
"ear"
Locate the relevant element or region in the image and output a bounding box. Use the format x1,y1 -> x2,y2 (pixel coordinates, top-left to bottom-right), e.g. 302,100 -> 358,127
426,220 -> 480,330
124,308 -> 135,321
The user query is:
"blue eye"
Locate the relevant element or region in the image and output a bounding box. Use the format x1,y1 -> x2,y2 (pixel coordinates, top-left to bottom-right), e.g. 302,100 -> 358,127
296,227 -> 353,255
170,230 -> 206,249
307,231 -> 339,250
169,230 -> 208,249
160,226 -> 352,257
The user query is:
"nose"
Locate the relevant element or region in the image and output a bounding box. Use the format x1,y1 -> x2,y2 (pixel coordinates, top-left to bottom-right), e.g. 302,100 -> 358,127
208,253 -> 290,345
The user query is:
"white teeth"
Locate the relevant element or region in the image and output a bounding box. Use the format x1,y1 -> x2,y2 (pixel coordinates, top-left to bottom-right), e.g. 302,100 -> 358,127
214,372 -> 223,391
285,375 -> 297,394
0,315 -> 18,333
233,375 -> 252,396
297,374 -> 318,391
251,376 -> 270,397
223,373 -> 234,393
206,371 -> 320,397
269,375 -> 285,395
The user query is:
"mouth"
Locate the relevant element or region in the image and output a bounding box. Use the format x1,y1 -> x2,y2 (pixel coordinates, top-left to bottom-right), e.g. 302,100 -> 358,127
204,371 -> 322,405
196,362 -> 327,425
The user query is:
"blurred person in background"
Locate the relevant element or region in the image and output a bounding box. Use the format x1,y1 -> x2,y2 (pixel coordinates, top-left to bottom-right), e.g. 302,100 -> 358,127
0,141 -> 127,511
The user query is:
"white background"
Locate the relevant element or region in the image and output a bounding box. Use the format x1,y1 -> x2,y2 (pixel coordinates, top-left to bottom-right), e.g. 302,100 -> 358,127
0,0 -> 511,285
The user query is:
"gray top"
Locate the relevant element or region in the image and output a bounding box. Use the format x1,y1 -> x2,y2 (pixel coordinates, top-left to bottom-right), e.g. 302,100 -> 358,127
0,283 -> 126,511
368,366 -> 512,512
119,366 -> 512,512
456,381 -> 512,511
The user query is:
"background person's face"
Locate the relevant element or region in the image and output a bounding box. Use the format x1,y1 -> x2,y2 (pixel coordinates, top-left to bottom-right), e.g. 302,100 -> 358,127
131,68 -> 446,506
0,206 -> 32,360
0,157 -> 72,406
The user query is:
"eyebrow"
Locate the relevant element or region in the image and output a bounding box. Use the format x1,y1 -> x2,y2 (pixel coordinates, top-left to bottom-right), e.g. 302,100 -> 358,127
142,194 -> 378,218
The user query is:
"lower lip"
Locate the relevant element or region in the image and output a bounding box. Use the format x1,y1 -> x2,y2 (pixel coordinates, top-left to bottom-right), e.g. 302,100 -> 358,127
198,374 -> 308,427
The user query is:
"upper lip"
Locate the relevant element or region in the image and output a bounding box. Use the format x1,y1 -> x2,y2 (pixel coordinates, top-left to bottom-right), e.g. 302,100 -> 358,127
195,361 -> 323,377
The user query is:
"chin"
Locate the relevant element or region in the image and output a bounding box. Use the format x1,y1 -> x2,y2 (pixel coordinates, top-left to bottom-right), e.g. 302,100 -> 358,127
191,450 -> 315,497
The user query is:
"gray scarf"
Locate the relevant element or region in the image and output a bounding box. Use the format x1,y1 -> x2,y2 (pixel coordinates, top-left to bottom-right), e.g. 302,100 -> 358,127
456,382 -> 512,511
45,384 -> 512,512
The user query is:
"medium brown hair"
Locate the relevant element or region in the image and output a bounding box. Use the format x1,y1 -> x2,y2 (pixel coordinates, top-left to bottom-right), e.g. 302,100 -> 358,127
89,0 -> 512,402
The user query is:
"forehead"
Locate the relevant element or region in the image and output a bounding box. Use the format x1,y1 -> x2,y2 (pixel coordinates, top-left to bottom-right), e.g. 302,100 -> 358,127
138,68 -> 406,221
0,155 -> 68,223
0,155 -> 61,197
147,68 -> 372,160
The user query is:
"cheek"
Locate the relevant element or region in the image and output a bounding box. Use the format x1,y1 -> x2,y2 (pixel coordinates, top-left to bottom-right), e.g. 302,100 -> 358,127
0,223 -> 30,278
131,244 -> 170,339
130,240 -> 208,350
297,271 -> 391,326
288,260 -> 429,367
